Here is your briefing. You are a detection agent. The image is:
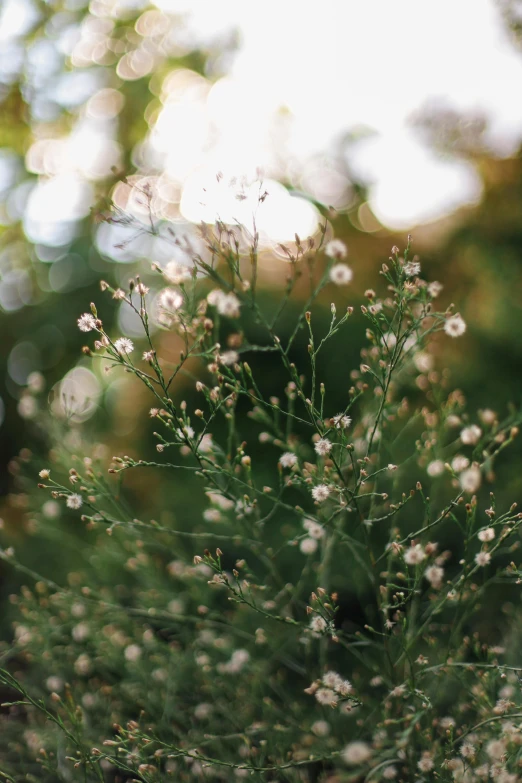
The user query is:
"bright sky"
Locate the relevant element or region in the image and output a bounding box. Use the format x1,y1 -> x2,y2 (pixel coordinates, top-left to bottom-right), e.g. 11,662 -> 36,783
3,0 -> 522,248
199,0 -> 522,228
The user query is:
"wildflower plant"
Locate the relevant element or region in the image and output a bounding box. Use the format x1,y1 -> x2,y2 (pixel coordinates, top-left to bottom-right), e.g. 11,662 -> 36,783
2,190 -> 522,782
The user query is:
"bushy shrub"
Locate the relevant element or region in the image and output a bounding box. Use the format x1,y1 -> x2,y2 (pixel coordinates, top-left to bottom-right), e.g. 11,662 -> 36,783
2,193 -> 522,782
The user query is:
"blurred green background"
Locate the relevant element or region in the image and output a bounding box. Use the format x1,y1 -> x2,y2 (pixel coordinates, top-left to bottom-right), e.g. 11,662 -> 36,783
2,0 -> 522,636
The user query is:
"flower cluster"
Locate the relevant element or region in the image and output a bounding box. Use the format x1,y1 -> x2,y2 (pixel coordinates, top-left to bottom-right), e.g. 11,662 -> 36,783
2,209 -> 522,783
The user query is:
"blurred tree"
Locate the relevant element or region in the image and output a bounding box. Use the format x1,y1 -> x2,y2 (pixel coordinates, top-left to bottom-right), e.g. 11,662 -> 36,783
0,1 -> 242,624
0,0 -> 239,488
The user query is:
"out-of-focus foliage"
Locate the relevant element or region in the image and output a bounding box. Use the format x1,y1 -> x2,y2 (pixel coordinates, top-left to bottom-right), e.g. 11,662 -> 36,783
500,0 -> 522,51
0,0 -> 238,487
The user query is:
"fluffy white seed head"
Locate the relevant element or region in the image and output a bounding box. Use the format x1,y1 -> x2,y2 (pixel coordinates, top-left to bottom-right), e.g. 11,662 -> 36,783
329,263 -> 353,285
444,314 -> 466,338
325,239 -> 347,259
342,741 -> 372,766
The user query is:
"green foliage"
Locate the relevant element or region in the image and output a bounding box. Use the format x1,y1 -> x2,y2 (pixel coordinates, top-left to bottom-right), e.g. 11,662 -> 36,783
2,220 -> 522,781
2,4 -> 522,782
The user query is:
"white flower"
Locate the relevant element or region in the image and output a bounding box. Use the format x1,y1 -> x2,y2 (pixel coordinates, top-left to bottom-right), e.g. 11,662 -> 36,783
66,493 -> 83,510
114,337 -> 134,355
309,615 -> 327,634
382,766 -> 398,779
493,698 -> 511,714
124,644 -> 142,662
404,544 -> 426,565
72,622 -> 90,642
325,239 -> 347,259
322,671 -> 342,690
428,281 -> 443,298
203,508 -> 221,523
194,702 -> 213,720
479,408 -> 496,426
46,676 -> 64,692
206,492 -> 234,511
403,261 -> 420,277
478,527 -> 495,542
329,263 -> 353,285
312,484 -> 330,502
303,519 -> 325,539
417,754 -> 434,772
315,687 -> 337,707
27,371 -> 45,393
311,720 -> 330,737
221,649 -> 250,674
176,425 -> 195,439
444,314 -> 466,337
485,739 -> 506,760
440,717 -> 456,730
460,424 -> 482,445
332,413 -> 351,429
403,334 -> 417,352
235,499 -> 254,516
18,395 -> 37,419
74,654 -> 92,676
207,289 -> 225,306
279,452 -> 298,469
219,351 -> 239,366
164,261 -> 192,285
381,331 -> 397,350
300,537 -> 318,555
78,313 -> 97,332
314,438 -> 332,456
424,565 -> 444,589
446,414 -> 462,428
39,469 -> 50,479
475,551 -> 491,567
159,288 -> 183,312
217,292 -> 240,318
342,741 -> 372,766
14,625 -> 32,645
197,434 -> 214,453
460,466 -> 481,493
427,459 -> 445,477
451,455 -> 469,473
337,679 -> 353,696
413,351 -> 434,373
42,500 -> 60,519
